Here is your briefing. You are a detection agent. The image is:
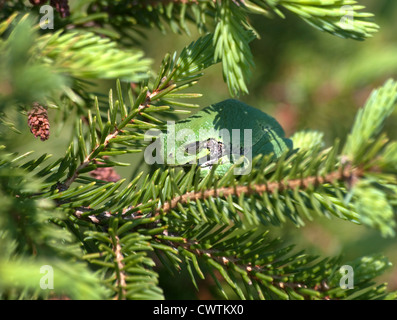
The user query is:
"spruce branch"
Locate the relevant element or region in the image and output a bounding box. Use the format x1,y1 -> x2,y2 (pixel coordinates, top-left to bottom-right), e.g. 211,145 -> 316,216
61,84 -> 167,188
154,224 -> 396,299
157,164 -> 364,216
214,0 -> 255,96
343,79 -> 397,165
252,0 -> 379,40
83,219 -> 164,299
38,29 -> 151,82
112,235 -> 127,300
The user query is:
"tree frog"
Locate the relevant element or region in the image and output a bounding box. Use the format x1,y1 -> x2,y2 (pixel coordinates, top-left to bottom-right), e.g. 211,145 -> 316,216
159,99 -> 293,177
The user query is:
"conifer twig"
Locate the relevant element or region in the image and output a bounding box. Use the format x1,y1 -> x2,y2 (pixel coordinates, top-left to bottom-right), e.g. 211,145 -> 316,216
63,88 -> 165,188
157,165 -> 364,216
112,235 -> 127,300
155,232 -> 331,299
71,164 -> 365,225
63,130 -> 120,188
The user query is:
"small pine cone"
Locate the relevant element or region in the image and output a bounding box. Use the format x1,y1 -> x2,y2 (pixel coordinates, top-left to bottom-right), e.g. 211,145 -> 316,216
50,0 -> 70,18
27,103 -> 50,141
90,166 -> 121,183
29,0 -> 49,5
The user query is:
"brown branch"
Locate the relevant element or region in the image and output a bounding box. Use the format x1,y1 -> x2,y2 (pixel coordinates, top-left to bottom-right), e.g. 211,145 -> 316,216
63,94 -> 154,189
64,130 -> 120,188
157,165 -> 364,215
70,165 -> 364,225
62,80 -> 174,189
113,235 -> 127,300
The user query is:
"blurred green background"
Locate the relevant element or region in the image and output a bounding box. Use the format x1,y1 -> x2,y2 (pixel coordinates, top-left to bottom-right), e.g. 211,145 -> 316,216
4,0 -> 397,299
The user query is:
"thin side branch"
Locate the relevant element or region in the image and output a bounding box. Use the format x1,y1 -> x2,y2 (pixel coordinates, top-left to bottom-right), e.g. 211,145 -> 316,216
64,130 -> 120,188
62,84 -> 170,188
